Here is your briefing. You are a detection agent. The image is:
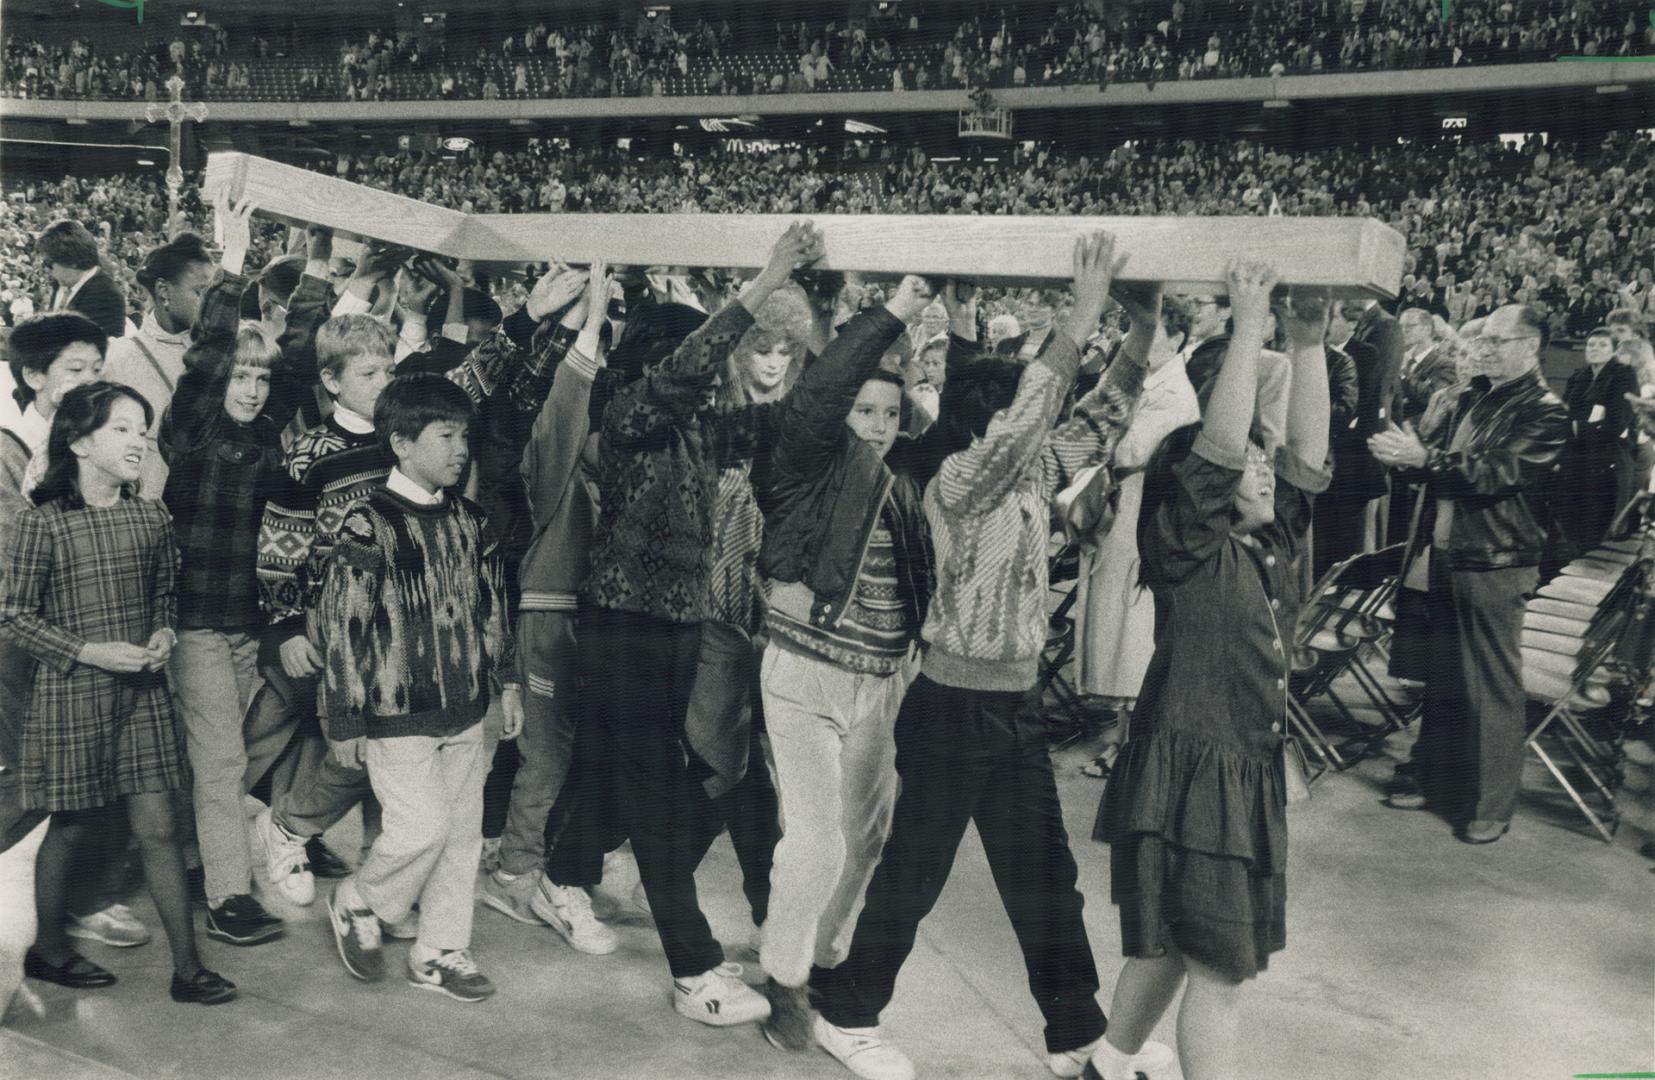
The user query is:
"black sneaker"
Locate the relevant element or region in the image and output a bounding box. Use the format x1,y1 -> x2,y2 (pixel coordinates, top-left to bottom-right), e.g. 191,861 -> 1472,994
306,837 -> 352,879
206,894 -> 285,946
170,967 -> 237,1005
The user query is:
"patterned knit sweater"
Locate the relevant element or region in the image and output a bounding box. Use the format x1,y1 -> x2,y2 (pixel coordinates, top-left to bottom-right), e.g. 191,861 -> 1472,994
318,488 -> 512,741
256,416 -> 395,644
584,301 -> 786,625
922,332 -> 1146,692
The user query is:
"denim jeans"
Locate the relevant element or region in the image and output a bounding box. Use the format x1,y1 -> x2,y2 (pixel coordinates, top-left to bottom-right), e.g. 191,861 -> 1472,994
169,629 -> 266,901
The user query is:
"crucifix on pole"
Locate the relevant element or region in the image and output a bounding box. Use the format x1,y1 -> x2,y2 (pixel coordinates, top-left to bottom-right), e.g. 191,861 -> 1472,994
143,74 -> 208,237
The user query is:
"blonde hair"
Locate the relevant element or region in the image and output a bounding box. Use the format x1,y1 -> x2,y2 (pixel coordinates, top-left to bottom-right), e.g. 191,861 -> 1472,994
315,314 -> 394,379
233,323 -> 280,371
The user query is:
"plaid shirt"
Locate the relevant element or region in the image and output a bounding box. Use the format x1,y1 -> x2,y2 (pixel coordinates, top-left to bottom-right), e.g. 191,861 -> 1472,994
160,368 -> 287,631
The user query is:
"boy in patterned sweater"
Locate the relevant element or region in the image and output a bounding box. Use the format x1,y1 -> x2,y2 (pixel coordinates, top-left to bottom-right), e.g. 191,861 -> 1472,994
250,314 -> 398,903
317,373 -> 521,1001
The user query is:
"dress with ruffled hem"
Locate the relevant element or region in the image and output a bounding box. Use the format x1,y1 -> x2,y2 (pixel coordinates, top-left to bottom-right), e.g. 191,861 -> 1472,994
1094,725 -> 1287,981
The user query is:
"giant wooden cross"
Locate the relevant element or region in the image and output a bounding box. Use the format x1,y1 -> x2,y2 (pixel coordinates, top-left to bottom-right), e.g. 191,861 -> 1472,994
203,151 -> 1405,297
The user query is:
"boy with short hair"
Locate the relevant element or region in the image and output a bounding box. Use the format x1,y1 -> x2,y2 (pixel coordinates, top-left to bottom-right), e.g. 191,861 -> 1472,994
251,312 -> 398,904
318,373 -> 521,1001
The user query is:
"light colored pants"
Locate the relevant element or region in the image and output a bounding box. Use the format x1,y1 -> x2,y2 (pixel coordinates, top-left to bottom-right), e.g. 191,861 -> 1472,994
1,816 -> 50,1016
170,629 -> 266,902
758,646 -> 908,988
498,611 -> 577,877
356,721 -> 487,953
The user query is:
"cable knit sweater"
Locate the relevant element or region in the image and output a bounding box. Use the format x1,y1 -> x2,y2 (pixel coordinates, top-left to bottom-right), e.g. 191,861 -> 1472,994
317,487 -> 513,741
921,332 -> 1146,692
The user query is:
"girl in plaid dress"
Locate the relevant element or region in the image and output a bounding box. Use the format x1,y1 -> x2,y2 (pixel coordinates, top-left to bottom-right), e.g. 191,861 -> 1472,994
0,381 -> 235,1005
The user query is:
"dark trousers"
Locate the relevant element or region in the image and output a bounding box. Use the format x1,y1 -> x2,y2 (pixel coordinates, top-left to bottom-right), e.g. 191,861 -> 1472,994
546,617 -> 777,929
813,674 -> 1106,1055
1412,552 -> 1536,825
565,608 -> 725,978
1312,492 -> 1374,582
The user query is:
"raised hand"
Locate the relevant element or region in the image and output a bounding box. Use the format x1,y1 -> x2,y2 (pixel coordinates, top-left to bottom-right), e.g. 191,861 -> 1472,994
305,225 -> 333,270
885,274 -> 938,324
356,241 -> 416,283
1225,258 -> 1279,332
760,221 -> 826,285
396,265 -> 440,318
213,189 -> 254,276
1065,231 -> 1129,348
582,257 -> 612,332
527,264 -> 589,321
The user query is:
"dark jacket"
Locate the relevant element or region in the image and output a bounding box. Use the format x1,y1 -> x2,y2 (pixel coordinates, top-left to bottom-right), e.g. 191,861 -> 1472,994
1332,337 -> 1390,503
759,307 -> 931,632
1401,370 -> 1569,571
159,368 -> 287,632
68,268 -> 127,339
1395,343 -> 1460,428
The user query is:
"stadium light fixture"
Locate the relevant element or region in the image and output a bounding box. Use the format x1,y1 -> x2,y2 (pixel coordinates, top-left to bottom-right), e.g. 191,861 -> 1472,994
1595,84 -> 1629,94
136,158 -> 156,165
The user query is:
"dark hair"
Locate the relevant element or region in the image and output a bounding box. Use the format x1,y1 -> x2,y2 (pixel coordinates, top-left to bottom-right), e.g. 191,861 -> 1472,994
6,312 -> 108,410
256,254 -> 306,307
1514,302 -> 1550,349
32,380 -> 154,506
1586,326 -> 1614,342
374,373 -> 474,454
458,287 -> 503,328
609,300 -> 707,385
1157,296 -> 1194,347
35,219 -> 100,271
135,232 -> 212,297
942,359 -> 1024,444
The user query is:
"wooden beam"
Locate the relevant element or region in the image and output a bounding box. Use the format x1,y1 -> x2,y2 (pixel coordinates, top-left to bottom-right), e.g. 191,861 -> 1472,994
203,151 -> 1405,298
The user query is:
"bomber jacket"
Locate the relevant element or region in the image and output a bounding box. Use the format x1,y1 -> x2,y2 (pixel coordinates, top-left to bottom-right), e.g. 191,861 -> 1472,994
1399,369 -> 1569,571
758,306 -> 932,635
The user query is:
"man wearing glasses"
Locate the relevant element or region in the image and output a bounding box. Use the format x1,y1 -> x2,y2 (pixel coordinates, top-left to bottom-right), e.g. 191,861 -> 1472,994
1368,304 -> 1568,844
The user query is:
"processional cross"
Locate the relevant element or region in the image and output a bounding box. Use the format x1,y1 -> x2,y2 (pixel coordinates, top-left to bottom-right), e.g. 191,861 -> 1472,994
143,74 -> 208,236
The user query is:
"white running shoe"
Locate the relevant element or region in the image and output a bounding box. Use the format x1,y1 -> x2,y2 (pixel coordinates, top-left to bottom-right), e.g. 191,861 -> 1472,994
1050,1037 -> 1176,1078
673,962 -> 771,1027
66,903 -> 150,948
528,879 -> 618,955
255,807 -> 315,906
813,1016 -> 916,1080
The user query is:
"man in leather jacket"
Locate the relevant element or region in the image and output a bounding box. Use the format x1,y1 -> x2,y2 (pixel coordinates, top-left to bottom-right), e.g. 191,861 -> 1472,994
1369,304 -> 1568,844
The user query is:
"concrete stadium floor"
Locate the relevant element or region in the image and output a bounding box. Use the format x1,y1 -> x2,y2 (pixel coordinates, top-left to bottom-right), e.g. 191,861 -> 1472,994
4,700 -> 1651,1080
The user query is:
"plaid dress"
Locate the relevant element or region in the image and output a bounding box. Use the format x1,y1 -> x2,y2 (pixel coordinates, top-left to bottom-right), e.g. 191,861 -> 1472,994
0,493 -> 185,811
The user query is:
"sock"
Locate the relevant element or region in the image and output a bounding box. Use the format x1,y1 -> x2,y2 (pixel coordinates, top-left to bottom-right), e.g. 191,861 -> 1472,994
1087,1038 -> 1139,1080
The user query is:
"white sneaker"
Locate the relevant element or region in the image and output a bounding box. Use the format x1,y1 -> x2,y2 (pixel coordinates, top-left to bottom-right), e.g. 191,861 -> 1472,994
813,1016 -> 915,1080
528,879 -> 618,955
1064,1037 -> 1177,1080
1045,1032 -> 1178,1071
66,903 -> 150,948
673,962 -> 771,1027
255,807 -> 315,906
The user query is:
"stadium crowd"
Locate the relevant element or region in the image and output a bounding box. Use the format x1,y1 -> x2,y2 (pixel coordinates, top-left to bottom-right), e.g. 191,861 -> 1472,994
5,0 -> 1654,102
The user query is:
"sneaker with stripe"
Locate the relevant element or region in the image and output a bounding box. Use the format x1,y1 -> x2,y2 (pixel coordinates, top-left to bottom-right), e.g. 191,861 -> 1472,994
673,962 -> 771,1027
407,948 -> 495,1003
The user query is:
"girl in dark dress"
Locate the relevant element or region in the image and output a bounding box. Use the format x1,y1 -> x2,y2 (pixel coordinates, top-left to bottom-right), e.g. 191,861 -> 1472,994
1087,263 -> 1332,1080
